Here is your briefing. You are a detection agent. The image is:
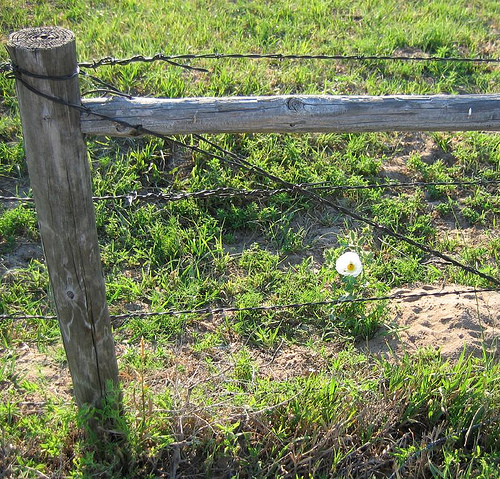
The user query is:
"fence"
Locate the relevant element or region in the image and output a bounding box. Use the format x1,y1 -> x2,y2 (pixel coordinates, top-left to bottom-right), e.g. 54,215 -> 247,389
4,26 -> 500,420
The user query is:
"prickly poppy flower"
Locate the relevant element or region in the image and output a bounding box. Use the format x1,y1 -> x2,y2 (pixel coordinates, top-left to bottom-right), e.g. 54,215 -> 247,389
335,251 -> 363,277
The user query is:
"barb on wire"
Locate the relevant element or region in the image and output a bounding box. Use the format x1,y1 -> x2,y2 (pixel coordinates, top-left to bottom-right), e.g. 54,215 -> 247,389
78,52 -> 500,70
79,54 -> 209,72
93,187 -> 288,204
1,287 -> 497,322
0,188 -> 276,204
0,61 -> 12,74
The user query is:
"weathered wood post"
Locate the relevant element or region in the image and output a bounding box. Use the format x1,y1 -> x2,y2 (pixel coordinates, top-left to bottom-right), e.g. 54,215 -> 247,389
7,27 -> 120,414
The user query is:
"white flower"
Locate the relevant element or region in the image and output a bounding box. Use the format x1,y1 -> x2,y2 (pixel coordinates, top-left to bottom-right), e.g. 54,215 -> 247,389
335,251 -> 363,277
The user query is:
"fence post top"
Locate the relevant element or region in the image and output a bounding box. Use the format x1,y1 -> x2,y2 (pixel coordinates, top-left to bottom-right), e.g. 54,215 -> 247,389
8,26 -> 74,50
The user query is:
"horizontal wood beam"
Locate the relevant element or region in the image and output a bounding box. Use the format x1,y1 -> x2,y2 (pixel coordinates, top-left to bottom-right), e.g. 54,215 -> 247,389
81,94 -> 500,137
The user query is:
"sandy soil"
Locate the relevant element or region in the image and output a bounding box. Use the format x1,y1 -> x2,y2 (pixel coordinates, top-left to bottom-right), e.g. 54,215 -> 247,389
6,284 -> 500,407
363,285 -> 500,360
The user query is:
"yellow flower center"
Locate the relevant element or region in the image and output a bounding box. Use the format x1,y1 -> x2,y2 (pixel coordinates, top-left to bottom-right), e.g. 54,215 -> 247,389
347,262 -> 355,272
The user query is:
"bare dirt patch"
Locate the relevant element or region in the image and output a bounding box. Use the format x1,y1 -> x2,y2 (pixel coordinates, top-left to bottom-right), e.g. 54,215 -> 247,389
6,283 -> 500,410
4,343 -> 73,404
0,242 -> 43,274
363,285 -> 500,360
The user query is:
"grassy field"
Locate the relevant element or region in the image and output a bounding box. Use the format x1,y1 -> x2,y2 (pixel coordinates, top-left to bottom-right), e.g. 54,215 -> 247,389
1,0 -> 500,477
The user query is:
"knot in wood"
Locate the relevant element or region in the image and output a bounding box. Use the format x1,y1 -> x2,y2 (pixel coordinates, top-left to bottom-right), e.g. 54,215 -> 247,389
287,97 -> 304,112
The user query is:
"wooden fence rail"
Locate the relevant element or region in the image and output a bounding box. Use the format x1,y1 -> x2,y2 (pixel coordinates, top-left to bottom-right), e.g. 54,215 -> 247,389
82,94 -> 500,137
6,26 -> 499,422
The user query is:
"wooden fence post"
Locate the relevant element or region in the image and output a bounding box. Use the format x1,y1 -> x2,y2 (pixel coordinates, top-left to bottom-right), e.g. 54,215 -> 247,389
7,27 -> 120,412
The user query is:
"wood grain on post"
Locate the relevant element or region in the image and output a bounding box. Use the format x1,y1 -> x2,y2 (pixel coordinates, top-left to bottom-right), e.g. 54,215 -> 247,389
81,94 -> 500,136
7,27 -> 119,410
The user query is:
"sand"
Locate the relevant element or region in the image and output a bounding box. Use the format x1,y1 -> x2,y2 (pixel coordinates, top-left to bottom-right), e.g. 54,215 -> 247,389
364,285 -> 500,360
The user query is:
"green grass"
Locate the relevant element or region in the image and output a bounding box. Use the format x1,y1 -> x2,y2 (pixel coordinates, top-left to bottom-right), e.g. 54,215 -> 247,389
1,0 -> 500,477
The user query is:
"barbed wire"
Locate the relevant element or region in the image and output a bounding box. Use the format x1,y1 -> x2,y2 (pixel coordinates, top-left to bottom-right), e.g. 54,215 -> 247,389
77,52 -> 500,70
2,178 -> 500,204
0,286 -> 497,322
2,61 -> 500,339
5,70 -> 500,286
2,50 -> 498,79
192,133 -> 500,285
80,54 -> 210,72
0,61 -> 12,74
44,143 -> 500,288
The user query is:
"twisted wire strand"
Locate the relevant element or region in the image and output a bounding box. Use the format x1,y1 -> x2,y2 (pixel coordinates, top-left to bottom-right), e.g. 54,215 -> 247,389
77,52 -> 500,70
2,50 -> 498,78
2,179 -> 500,204
1,287 -> 497,322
